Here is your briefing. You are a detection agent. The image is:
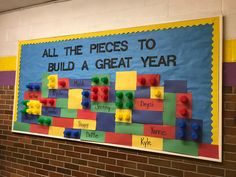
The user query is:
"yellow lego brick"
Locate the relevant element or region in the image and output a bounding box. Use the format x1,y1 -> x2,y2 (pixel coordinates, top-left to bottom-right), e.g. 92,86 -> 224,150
115,109 -> 132,123
151,86 -> 164,99
48,126 -> 65,137
26,100 -> 42,115
47,75 -> 58,89
115,71 -> 137,91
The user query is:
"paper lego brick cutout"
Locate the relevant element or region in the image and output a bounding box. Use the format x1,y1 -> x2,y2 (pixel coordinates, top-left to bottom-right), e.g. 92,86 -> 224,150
176,93 -> 192,118
69,79 -> 91,89
41,73 -> 49,98
73,119 -> 96,130
21,113 -> 39,124
134,98 -> 163,111
137,74 -> 160,87
91,74 -> 110,86
135,87 -> 150,98
132,110 -> 162,124
199,144 -> 219,159
13,122 -> 30,132
56,98 -> 68,108
150,86 -> 164,99
115,71 -> 137,91
115,91 -> 135,110
60,108 -> 77,118
48,126 -> 65,137
64,128 -> 81,139
115,109 -> 132,123
77,110 -> 96,120
105,132 -> 132,146
132,135 -> 163,150
39,98 -> 56,107
115,122 -> 143,135
80,130 -> 105,143
144,124 -> 175,139
90,86 -> 110,102
91,102 -> 116,113
24,91 -> 41,100
163,139 -> 198,156
164,80 -> 187,93
96,112 -> 115,132
163,93 -> 176,125
175,118 -> 203,142
58,78 -> 69,89
30,124 -> 49,134
42,107 -> 61,117
52,117 -> 74,128
68,89 -> 83,109
48,89 -> 68,98
47,75 -> 58,89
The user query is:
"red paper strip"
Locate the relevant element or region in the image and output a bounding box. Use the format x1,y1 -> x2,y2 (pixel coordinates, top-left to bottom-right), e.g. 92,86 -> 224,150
24,91 -> 41,100
134,98 -> 163,111
137,74 -> 160,87
144,124 -> 175,139
77,109 -> 96,120
58,78 -> 70,89
176,93 -> 192,118
52,117 -> 74,128
30,124 -> 49,134
105,132 -> 132,146
199,144 -> 219,159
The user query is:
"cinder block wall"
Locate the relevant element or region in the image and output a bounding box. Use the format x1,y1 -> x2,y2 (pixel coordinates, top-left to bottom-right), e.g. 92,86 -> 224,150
0,0 -> 236,177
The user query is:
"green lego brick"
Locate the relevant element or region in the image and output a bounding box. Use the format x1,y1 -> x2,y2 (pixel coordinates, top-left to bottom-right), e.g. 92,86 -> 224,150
60,108 -> 77,118
163,93 -> 176,125
56,98 -> 68,108
80,130 -> 105,143
115,122 -> 144,135
163,139 -> 198,156
91,102 -> 116,113
38,115 -> 52,126
42,73 -> 49,98
91,74 -> 110,86
13,121 -> 30,132
115,91 -> 135,109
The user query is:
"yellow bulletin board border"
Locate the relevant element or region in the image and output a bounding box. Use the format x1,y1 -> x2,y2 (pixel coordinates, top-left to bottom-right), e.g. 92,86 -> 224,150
12,16 -> 222,162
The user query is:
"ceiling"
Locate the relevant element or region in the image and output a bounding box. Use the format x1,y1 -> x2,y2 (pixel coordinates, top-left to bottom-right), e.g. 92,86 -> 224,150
0,0 -> 62,14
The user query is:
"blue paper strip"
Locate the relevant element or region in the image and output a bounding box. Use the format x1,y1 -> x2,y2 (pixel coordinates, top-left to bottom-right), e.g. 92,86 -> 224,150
42,107 -> 61,117
70,79 -> 91,89
164,80 -> 187,93
135,87 -> 150,98
48,89 -> 68,98
132,110 -> 163,124
21,113 -> 39,124
96,112 -> 115,132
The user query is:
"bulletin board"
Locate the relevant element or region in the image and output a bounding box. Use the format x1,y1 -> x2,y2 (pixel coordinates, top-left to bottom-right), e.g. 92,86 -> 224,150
12,17 -> 222,162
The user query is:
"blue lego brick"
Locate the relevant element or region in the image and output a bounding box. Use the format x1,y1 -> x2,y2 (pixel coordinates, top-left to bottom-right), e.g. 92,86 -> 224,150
135,87 -> 150,98
176,118 -> 203,142
48,89 -> 68,98
21,113 -> 39,124
81,90 -> 91,109
70,79 -> 91,89
42,107 -> 61,117
96,112 -> 115,132
64,128 -> 81,139
132,110 -> 163,124
164,80 -> 187,93
26,83 -> 41,91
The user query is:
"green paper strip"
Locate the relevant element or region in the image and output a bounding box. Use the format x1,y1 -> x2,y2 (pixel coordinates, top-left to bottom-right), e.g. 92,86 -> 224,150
115,122 -> 144,135
91,102 -> 116,113
163,93 -> 176,125
13,121 -> 30,132
163,139 -> 198,156
42,73 -> 49,98
60,108 -> 77,118
91,74 -> 110,86
56,98 -> 68,108
80,130 -> 105,143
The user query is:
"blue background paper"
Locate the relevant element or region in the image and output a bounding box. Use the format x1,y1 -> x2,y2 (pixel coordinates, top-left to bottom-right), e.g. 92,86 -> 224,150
18,24 -> 213,144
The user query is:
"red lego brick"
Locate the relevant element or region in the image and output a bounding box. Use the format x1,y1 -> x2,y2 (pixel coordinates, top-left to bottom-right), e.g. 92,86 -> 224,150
176,93 -> 192,118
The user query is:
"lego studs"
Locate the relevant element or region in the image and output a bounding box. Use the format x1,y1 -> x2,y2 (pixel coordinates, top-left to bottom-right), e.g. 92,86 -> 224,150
59,80 -> 66,87
91,77 -> 99,84
138,77 -> 146,86
39,98 -> 55,107
91,86 -> 109,102
115,91 -> 134,109
25,100 -> 42,115
26,83 -> 41,91
64,129 -> 80,139
47,75 -> 58,89
91,76 -> 109,85
38,117 -> 51,126
82,90 -> 90,98
115,110 -> 132,123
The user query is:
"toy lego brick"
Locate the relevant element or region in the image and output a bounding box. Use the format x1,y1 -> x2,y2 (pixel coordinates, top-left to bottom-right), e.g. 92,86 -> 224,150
13,121 -> 30,132
24,91 -> 41,100
115,122 -> 143,135
90,86 -> 110,102
176,93 -> 192,118
199,144 -> 219,159
115,71 -> 137,91
48,89 -> 68,98
134,98 -> 163,111
132,135 -> 163,150
69,79 -> 91,89
42,107 -> 61,117
135,87 -> 150,98
68,89 -> 83,109
105,132 -> 132,146
56,98 -> 68,108
30,124 -> 49,134
80,130 -> 105,143
73,119 -> 96,130
150,86 -> 164,99
37,116 -> 52,126
47,75 -> 58,89
90,102 -> 116,113
115,91 -> 135,109
163,93 -> 176,125
48,126 -> 65,137
137,74 -> 160,87
115,109 -> 132,123
144,124 -> 175,139
58,78 -> 69,89
175,118 -> 203,142
60,108 -> 77,118
39,98 -> 56,107
77,109 -> 96,120
52,117 -> 74,128
91,74 -> 110,86
21,113 -> 39,124
163,139 -> 198,156
132,110 -> 163,124
96,112 -> 115,132
26,100 -> 42,115
64,128 -> 81,139
164,80 -> 187,93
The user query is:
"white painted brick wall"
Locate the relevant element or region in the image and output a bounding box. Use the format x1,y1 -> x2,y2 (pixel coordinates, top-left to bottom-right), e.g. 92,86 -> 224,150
0,0 -> 235,56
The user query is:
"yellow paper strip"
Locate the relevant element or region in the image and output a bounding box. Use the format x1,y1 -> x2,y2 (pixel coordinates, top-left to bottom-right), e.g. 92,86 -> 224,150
48,126 -> 65,137
73,119 -> 96,130
68,89 -> 83,109
132,135 -> 163,151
